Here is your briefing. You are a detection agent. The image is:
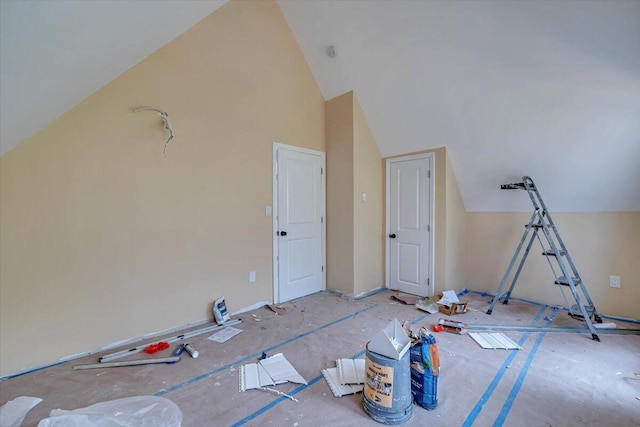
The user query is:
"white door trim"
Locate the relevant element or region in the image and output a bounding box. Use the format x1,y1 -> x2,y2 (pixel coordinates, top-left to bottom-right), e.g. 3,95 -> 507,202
272,142 -> 326,303
385,152 -> 435,296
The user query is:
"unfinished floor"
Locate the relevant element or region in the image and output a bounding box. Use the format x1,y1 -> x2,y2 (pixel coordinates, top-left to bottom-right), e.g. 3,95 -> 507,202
2,290 -> 639,427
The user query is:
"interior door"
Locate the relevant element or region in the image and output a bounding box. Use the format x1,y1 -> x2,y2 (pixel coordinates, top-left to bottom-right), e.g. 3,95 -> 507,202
274,144 -> 325,303
387,155 -> 432,296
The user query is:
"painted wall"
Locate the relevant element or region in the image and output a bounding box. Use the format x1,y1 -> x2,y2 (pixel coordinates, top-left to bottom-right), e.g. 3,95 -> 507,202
466,212 -> 640,319
325,92 -> 354,294
353,95 -> 384,296
325,91 -> 384,297
0,0 -> 325,377
445,151 -> 467,291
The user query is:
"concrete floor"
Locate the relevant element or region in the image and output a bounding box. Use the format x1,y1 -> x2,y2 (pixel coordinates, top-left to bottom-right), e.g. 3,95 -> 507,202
2,289 -> 639,426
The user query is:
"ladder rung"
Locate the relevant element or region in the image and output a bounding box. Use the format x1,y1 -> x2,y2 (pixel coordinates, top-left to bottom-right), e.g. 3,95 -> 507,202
542,250 -> 566,257
530,224 -> 550,229
555,276 -> 582,286
570,304 -> 595,317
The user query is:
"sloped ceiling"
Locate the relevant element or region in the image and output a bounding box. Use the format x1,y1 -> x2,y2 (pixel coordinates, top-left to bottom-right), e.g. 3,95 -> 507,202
1,0 -> 639,212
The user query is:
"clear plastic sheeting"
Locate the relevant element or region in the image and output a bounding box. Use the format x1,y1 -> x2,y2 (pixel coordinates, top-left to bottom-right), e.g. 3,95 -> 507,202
36,396 -> 182,427
0,396 -> 43,427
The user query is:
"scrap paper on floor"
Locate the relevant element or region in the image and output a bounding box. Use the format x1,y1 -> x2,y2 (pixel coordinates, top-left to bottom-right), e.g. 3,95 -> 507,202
208,326 -> 243,343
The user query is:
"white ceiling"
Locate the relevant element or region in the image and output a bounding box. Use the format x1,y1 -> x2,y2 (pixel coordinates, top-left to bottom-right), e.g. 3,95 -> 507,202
1,0 -> 639,212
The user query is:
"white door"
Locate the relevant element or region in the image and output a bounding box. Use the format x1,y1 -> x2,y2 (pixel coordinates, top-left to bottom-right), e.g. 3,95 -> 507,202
386,154 -> 433,296
273,144 -> 325,303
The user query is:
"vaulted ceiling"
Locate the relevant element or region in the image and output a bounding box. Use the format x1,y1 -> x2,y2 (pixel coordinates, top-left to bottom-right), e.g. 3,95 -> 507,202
1,0 -> 638,211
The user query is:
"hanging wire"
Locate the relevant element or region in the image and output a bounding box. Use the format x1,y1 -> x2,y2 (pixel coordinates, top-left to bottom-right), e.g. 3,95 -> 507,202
134,107 -> 175,161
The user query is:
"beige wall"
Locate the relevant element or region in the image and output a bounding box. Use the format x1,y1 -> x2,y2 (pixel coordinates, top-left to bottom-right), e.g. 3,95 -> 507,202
325,91 -> 384,297
444,151 -> 467,291
0,0 -> 325,377
353,95 -> 384,296
466,212 -> 640,319
325,92 -> 354,294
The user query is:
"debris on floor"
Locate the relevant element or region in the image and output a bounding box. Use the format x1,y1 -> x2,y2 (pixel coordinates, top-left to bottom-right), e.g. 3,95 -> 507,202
468,332 -> 521,350
322,359 -> 366,398
207,326 -> 243,343
391,293 -> 420,305
97,320 -> 242,363
239,353 -> 306,401
427,291 -> 468,315
416,299 -> 439,314
267,304 -> 291,315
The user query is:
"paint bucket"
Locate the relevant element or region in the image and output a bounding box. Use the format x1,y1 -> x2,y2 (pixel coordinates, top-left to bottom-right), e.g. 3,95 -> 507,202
363,344 -> 413,425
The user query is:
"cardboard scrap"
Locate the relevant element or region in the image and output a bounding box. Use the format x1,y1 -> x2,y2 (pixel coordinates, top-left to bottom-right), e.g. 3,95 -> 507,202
267,304 -> 291,316
391,293 -> 420,305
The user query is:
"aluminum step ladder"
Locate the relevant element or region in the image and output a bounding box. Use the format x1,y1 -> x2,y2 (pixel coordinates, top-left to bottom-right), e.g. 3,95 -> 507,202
486,176 -> 602,341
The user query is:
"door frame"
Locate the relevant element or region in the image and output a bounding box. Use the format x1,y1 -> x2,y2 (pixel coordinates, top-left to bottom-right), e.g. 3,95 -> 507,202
272,142 -> 326,303
385,152 -> 435,296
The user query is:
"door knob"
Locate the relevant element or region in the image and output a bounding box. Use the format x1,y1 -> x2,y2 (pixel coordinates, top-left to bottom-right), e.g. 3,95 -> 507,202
280,231 -> 287,236
389,233 -> 396,238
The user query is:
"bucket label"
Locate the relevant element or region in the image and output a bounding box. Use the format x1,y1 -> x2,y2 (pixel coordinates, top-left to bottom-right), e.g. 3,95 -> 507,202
364,358 -> 394,408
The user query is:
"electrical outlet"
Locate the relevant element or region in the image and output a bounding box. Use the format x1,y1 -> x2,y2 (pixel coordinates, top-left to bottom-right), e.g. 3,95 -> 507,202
249,271 -> 256,283
609,275 -> 620,288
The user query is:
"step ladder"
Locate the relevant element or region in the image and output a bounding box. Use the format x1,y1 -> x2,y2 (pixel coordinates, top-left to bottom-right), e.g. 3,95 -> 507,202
486,176 -> 602,341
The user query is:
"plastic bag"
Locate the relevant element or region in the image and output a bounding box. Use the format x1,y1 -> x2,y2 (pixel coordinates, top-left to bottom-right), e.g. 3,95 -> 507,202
0,396 -> 43,427
36,396 -> 182,427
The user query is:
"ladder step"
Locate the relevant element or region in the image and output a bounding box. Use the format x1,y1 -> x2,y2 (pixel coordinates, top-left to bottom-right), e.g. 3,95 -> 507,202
501,183 -> 525,190
569,304 -> 596,320
542,249 -> 566,257
555,276 -> 582,286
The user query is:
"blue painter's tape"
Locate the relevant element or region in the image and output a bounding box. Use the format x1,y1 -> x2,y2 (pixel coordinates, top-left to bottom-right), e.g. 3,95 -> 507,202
464,289 -> 640,324
0,360 -> 68,381
492,307 -> 559,427
154,304 -> 376,397
461,304 -> 548,427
